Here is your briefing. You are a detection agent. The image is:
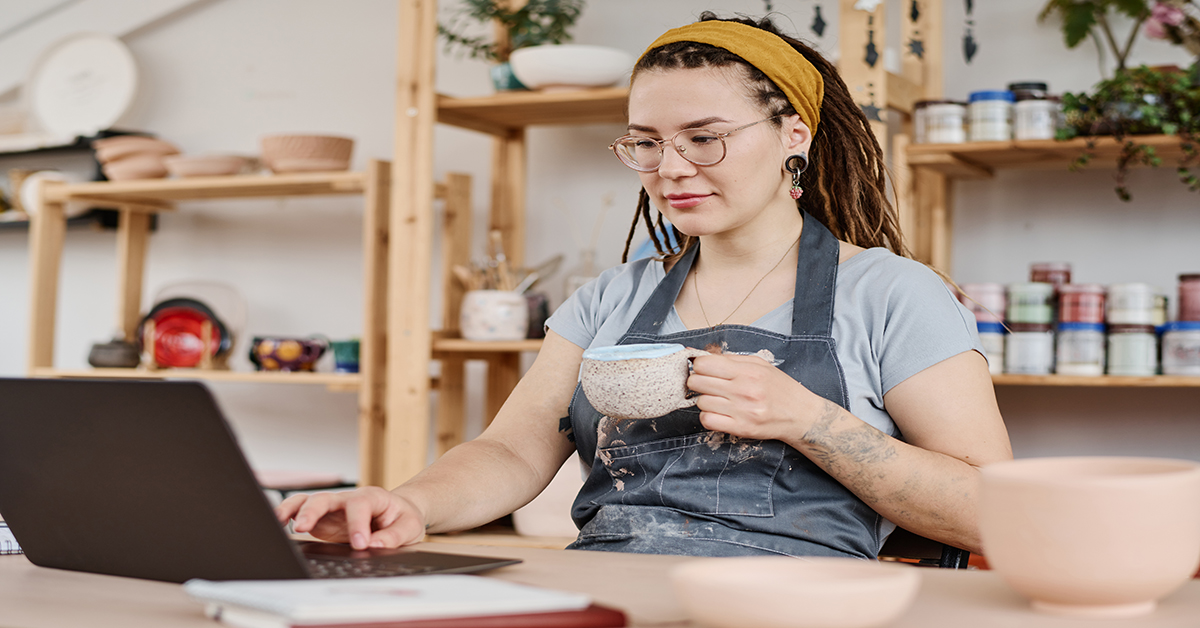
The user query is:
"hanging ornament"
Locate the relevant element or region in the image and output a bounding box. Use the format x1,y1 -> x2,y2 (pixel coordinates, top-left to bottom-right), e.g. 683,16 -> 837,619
910,0 -> 920,22
764,0 -> 774,11
864,16 -> 879,68
965,0 -> 974,14
811,5 -> 827,37
861,83 -> 883,122
908,38 -> 925,59
963,28 -> 978,62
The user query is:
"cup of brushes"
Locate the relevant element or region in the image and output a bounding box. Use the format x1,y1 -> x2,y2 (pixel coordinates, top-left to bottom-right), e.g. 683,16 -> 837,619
457,230 -> 529,341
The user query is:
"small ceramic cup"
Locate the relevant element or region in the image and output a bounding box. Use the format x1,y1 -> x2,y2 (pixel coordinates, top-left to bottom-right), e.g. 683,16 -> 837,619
330,339 -> 360,373
460,290 -> 529,341
580,343 -> 709,419
980,456 -> 1200,618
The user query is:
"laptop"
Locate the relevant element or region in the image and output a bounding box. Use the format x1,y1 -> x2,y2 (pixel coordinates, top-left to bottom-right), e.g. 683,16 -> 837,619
0,378 -> 521,583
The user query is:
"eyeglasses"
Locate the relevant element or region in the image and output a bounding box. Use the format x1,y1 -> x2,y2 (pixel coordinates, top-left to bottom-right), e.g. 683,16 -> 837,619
609,116 -> 780,172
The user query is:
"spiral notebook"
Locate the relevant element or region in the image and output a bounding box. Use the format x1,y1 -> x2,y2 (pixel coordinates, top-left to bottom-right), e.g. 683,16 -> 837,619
0,522 -> 22,555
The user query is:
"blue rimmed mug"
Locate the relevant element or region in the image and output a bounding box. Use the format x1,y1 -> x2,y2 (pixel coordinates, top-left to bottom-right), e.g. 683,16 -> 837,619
580,343 -> 710,419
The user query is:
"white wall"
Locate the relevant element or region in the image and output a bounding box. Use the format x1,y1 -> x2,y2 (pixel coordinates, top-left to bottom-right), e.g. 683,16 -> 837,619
1,0 -> 1197,482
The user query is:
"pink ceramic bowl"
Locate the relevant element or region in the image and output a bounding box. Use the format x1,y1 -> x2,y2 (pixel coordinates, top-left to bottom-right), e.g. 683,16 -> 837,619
980,456 -> 1200,618
163,155 -> 251,178
260,134 -> 353,173
102,154 -> 169,181
92,136 -> 180,163
670,556 -> 920,628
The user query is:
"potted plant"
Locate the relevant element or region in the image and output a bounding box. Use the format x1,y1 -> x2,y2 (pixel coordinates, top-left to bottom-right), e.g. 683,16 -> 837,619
1041,0 -> 1200,199
438,0 -> 586,91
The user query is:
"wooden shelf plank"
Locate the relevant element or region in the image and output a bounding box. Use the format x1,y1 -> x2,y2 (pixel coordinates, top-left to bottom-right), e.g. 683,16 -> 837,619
436,88 -> 628,136
993,374 -> 1200,387
41,171 -> 367,206
907,135 -> 1192,175
432,338 -> 544,353
30,367 -> 362,388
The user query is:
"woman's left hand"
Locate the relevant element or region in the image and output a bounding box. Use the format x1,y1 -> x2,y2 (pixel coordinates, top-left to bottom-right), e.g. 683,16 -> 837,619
687,353 -> 821,441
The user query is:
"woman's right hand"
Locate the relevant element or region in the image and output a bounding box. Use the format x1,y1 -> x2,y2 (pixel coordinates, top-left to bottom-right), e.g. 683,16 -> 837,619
274,486 -> 427,550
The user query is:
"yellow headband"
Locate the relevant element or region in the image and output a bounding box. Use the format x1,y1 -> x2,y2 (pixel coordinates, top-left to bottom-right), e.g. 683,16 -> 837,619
638,21 -> 824,134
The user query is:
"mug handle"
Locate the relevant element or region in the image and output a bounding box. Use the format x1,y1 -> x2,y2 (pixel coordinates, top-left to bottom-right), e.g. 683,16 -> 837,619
680,347 -> 711,408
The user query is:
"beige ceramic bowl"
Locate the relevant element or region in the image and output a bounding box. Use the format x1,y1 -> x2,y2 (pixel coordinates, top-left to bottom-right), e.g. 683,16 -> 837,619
260,134 -> 353,173
509,44 -> 633,90
980,456 -> 1200,618
163,155 -> 250,178
102,154 -> 168,181
92,136 -> 180,163
671,556 -> 920,628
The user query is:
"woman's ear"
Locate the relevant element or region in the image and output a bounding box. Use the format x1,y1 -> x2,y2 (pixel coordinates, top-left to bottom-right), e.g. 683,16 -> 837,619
781,114 -> 812,153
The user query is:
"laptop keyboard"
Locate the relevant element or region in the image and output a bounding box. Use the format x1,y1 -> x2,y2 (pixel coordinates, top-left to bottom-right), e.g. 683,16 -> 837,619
306,558 -> 438,578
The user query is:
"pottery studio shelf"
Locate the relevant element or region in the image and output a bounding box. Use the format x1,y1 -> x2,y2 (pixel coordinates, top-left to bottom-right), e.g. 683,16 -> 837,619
27,367 -> 363,392
904,134 -> 1192,180
992,374 -> 1200,387
436,87 -> 628,136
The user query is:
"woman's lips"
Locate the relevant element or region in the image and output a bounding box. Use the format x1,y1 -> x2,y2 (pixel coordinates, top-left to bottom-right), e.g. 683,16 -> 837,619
666,193 -> 710,209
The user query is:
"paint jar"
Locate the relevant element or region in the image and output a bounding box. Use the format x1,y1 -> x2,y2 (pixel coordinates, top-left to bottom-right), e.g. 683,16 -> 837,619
1007,82 -> 1049,102
1107,324 -> 1158,376
1107,283 -> 1158,325
1005,323 -> 1054,375
1179,274 -> 1200,321
1055,322 -> 1106,376
1014,98 -> 1061,141
1006,282 -> 1055,325
925,102 -> 968,144
968,90 -> 1014,142
1162,321 -> 1200,375
1057,284 -> 1106,323
977,321 -> 1006,375
1029,262 -> 1071,286
960,282 -> 1006,323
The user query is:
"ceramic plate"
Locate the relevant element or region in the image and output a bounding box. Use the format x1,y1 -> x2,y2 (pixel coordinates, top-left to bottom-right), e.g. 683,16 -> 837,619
24,33 -> 138,137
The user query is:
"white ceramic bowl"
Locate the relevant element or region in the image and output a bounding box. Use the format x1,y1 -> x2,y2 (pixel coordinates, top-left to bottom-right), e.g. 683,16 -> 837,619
980,456 -> 1200,618
671,556 -> 920,628
509,44 -> 633,90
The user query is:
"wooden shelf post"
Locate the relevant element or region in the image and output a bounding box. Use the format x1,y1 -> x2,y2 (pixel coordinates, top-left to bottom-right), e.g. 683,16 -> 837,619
26,179 -> 68,372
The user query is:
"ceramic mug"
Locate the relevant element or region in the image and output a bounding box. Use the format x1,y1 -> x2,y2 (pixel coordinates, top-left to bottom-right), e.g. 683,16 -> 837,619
460,290 -> 529,341
330,339 -> 360,373
249,336 -> 328,372
580,343 -> 709,419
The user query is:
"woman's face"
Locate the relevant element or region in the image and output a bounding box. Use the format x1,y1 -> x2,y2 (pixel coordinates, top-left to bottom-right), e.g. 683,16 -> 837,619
625,66 -> 811,239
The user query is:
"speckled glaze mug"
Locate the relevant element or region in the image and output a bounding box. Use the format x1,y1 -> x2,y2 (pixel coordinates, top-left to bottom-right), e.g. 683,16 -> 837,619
580,343 -> 709,419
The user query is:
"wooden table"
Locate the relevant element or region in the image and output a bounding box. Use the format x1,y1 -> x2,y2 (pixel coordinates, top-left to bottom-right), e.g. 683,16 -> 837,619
3,543 -> 1200,627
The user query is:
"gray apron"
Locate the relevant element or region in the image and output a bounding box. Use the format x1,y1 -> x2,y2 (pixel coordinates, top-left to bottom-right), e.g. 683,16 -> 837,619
565,211 -> 883,558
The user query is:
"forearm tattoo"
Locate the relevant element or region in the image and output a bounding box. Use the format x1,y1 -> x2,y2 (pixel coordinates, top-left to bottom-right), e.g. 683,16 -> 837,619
802,399 -> 899,503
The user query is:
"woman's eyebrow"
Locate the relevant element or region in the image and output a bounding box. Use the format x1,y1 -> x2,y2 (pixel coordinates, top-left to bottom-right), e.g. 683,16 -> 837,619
626,116 -> 733,133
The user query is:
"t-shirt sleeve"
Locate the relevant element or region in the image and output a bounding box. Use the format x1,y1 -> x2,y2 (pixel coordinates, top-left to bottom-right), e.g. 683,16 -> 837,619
876,260 -> 984,394
544,258 -> 661,351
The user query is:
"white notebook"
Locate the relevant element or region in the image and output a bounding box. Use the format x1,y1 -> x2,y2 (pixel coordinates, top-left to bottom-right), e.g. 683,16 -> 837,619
184,574 -> 591,625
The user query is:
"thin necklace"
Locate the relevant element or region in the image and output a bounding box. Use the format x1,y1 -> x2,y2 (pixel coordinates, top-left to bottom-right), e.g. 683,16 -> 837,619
693,234 -> 801,328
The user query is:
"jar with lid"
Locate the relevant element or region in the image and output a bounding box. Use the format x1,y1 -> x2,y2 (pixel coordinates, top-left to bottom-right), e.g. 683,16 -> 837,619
968,90 -> 1014,142
1014,97 -> 1062,141
1179,274 -> 1200,321
1107,324 -> 1158,376
1162,321 -> 1200,375
960,282 -> 1005,323
1055,322 -> 1105,376
1029,262 -> 1071,286
925,102 -> 967,144
976,321 -> 1006,375
1107,283 -> 1157,325
1005,323 -> 1054,375
1057,284 -> 1105,323
1007,82 -> 1049,101
1006,282 -> 1055,325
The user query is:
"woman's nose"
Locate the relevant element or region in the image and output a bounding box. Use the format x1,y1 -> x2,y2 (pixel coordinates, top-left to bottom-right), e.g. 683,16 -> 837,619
656,142 -> 697,179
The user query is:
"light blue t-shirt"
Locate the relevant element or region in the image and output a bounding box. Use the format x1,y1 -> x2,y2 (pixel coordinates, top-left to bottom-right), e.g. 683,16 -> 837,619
546,247 -> 984,438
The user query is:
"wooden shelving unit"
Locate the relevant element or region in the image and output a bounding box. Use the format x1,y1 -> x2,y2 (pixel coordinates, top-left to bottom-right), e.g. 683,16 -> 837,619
905,134 -> 1192,179
993,374 -> 1200,388
26,163 -> 397,485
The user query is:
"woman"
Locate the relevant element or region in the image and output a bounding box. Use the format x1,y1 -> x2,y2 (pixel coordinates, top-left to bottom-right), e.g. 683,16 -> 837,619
277,13 -> 1011,559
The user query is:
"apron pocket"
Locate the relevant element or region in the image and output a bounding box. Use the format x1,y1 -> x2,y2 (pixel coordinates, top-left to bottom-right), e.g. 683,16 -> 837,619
599,432 -> 785,517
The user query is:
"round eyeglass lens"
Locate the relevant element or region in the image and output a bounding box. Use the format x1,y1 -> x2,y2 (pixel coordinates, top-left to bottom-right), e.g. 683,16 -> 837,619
614,129 -> 728,171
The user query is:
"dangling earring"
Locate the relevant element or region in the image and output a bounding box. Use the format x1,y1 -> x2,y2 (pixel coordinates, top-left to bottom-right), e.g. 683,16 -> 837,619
785,153 -> 808,200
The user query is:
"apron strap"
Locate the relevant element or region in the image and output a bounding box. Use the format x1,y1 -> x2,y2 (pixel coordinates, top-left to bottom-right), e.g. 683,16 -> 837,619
792,211 -> 840,337
625,242 -> 698,336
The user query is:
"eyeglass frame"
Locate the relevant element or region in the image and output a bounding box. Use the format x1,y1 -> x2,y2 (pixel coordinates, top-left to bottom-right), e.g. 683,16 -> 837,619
608,115 -> 783,173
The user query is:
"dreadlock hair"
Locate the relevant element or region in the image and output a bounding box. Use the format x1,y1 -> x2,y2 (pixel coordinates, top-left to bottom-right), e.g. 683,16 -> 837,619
621,12 -> 911,264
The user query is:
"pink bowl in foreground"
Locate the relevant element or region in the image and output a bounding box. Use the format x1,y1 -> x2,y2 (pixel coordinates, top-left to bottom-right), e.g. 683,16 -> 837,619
671,556 -> 920,628
980,456 -> 1200,618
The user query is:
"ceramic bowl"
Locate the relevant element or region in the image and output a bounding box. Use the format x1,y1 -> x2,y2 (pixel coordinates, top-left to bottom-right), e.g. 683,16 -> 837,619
163,155 -> 251,178
249,336 -> 328,372
102,154 -> 169,181
260,135 -> 353,173
671,556 -> 920,628
980,456 -> 1200,618
509,44 -> 633,90
92,136 -> 180,163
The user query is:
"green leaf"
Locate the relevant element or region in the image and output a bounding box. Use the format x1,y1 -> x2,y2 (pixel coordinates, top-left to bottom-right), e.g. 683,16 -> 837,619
1111,0 -> 1150,19
1062,4 -> 1099,48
